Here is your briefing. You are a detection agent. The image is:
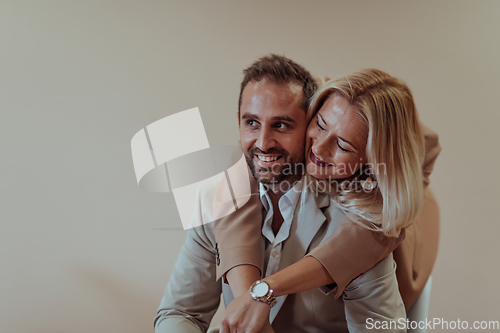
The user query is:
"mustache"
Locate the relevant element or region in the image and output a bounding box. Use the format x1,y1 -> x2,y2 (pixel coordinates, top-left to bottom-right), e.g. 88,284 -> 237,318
249,147 -> 288,156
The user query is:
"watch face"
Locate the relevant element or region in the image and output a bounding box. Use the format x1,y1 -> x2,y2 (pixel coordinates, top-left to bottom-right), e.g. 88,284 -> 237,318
253,282 -> 269,297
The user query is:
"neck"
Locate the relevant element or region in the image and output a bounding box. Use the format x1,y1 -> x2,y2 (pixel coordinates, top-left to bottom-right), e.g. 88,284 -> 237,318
266,185 -> 287,204
264,176 -> 300,205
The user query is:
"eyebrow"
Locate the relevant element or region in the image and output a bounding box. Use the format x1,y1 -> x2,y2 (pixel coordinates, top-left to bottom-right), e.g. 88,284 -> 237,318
318,114 -> 358,151
272,115 -> 296,123
241,113 -> 296,123
241,113 -> 258,120
338,136 -> 357,151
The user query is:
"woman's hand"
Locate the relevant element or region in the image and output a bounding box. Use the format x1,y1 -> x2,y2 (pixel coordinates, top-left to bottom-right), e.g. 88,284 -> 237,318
220,293 -> 275,333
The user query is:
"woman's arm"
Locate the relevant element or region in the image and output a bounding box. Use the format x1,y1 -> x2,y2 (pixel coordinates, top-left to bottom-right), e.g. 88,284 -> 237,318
261,256 -> 333,296
225,256 -> 333,297
225,184 -> 440,309
224,220 -> 401,296
225,265 -> 262,297
222,249 -> 406,333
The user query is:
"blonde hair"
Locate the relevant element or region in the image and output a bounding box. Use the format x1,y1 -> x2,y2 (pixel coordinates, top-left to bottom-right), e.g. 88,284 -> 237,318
306,69 -> 425,237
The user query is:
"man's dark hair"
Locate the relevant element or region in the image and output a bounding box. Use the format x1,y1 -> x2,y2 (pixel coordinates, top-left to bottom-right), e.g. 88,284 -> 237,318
238,54 -> 318,118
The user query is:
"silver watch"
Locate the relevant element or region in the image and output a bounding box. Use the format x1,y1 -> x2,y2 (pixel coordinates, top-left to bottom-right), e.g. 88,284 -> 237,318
249,280 -> 277,308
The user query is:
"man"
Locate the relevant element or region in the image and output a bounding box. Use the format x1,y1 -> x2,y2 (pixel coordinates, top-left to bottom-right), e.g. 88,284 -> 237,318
154,55 -> 406,333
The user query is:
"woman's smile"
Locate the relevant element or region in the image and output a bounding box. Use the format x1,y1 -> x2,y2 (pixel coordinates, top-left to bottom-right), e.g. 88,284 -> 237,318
309,150 -> 333,167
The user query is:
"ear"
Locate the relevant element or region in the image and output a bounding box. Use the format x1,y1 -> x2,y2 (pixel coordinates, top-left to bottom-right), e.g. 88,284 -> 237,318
236,111 -> 240,126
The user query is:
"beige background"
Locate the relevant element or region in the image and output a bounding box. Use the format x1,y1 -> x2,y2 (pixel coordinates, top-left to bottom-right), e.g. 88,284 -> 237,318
1,1 -> 499,332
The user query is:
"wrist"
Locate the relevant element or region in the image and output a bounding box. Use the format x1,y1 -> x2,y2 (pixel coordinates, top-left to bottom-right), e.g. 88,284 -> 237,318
249,280 -> 277,308
261,276 -> 284,297
227,265 -> 262,297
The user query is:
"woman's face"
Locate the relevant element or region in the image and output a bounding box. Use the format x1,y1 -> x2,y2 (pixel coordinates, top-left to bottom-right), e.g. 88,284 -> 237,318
305,94 -> 368,180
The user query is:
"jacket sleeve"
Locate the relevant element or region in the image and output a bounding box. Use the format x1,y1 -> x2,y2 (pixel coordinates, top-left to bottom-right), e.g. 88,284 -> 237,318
343,253 -> 407,333
154,192 -> 222,333
213,162 -> 263,282
308,218 -> 403,299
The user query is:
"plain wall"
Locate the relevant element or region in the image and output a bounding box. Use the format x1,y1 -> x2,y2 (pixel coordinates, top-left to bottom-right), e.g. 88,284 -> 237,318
1,1 -> 499,332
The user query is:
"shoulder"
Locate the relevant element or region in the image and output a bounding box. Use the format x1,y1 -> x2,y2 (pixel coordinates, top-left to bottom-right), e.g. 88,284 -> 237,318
321,194 -> 349,229
178,177 -> 225,248
182,173 -> 236,230
421,122 -> 441,187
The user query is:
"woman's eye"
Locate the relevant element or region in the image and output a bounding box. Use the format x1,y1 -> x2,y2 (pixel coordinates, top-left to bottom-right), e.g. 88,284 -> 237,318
337,142 -> 350,153
316,121 -> 325,131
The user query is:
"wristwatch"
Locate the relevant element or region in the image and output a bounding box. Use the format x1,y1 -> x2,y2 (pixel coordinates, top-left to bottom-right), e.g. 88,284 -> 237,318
249,280 -> 277,308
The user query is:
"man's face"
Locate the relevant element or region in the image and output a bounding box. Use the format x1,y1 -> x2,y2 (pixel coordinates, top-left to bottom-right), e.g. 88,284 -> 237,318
239,80 -> 308,186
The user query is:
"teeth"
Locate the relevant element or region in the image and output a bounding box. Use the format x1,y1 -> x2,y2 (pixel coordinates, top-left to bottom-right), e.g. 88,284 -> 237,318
257,155 -> 279,162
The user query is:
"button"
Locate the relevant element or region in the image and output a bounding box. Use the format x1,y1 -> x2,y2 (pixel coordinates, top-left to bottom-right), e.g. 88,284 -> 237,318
215,243 -> 220,266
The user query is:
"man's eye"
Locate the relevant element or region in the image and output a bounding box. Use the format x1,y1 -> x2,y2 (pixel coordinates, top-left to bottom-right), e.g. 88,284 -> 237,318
247,120 -> 257,127
275,122 -> 288,129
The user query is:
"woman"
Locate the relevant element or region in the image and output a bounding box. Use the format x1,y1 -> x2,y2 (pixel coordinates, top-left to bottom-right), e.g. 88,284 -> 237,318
216,69 -> 440,332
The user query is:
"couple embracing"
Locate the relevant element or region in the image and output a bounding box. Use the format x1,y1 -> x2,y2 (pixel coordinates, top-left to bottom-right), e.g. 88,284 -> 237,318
154,54 -> 440,333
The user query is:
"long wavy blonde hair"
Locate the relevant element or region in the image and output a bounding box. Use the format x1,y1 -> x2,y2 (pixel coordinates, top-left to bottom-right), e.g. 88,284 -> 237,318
306,69 -> 425,237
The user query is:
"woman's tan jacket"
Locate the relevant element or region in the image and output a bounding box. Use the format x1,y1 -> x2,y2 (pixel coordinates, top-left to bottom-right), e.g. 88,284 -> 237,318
214,123 -> 441,309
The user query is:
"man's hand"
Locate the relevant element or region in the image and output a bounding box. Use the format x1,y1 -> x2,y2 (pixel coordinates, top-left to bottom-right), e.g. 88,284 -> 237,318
220,293 -> 275,333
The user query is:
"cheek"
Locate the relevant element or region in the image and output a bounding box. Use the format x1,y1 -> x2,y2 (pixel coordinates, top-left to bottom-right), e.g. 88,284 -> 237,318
285,136 -> 306,159
306,126 -> 317,147
306,124 -> 317,139
335,154 -> 364,176
239,131 -> 254,151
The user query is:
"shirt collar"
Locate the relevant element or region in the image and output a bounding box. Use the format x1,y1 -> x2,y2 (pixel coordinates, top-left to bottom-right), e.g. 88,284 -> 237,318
259,178 -> 303,212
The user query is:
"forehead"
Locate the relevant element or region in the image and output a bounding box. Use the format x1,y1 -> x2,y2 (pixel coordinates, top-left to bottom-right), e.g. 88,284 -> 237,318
318,94 -> 368,145
240,80 -> 305,120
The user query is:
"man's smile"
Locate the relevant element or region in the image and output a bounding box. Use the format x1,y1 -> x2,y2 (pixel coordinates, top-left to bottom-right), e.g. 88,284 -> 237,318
254,154 -> 283,168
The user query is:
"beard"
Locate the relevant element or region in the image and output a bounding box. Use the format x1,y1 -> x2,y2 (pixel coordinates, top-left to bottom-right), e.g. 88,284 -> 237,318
244,147 -> 304,187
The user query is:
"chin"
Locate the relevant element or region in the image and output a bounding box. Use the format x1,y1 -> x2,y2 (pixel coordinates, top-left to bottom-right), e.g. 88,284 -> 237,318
305,161 -> 324,180
305,162 -> 338,180
309,172 -> 330,180
254,172 -> 277,184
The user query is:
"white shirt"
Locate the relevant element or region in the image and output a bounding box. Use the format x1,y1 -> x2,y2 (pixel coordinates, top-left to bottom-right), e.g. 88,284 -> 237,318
259,179 -> 302,278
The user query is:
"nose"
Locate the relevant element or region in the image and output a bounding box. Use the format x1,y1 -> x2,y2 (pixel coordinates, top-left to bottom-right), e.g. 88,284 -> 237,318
255,126 -> 276,152
312,135 -> 333,161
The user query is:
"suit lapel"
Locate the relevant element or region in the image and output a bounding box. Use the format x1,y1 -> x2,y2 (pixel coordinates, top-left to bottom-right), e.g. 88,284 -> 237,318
269,190 -> 330,322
